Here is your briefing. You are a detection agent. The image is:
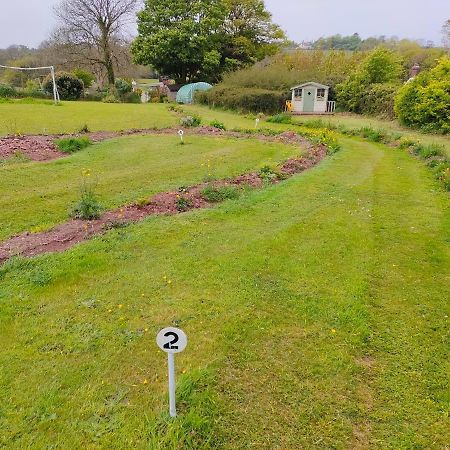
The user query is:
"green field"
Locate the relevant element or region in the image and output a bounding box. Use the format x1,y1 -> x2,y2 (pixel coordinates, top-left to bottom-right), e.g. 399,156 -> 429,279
0,102 -> 449,448
0,134 -> 299,240
0,101 -> 176,136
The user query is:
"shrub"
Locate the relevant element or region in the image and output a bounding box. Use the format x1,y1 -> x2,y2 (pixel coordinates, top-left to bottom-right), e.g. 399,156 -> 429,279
102,94 -> 120,103
56,137 -> 92,153
73,69 -> 95,89
201,185 -> 239,202
337,48 -> 403,114
198,85 -> 287,114
43,72 -> 84,100
114,78 -> 132,96
360,83 -> 400,119
0,83 -> 17,98
180,115 -> 201,127
209,120 -> 226,130
395,57 -> 450,133
122,92 -> 141,103
266,113 -> 292,124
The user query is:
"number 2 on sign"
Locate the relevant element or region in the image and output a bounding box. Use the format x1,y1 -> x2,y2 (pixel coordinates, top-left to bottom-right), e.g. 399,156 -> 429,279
163,332 -> 179,350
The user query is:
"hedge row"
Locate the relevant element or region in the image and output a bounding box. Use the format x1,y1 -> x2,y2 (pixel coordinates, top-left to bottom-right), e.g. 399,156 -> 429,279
196,85 -> 288,114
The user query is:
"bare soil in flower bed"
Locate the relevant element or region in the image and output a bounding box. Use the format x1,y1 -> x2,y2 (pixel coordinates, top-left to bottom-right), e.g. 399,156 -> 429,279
0,145 -> 327,264
0,135 -> 63,161
0,127 -> 312,162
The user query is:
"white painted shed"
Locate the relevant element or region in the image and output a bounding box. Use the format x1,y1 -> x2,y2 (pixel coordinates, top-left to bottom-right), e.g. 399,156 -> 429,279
290,82 -> 335,114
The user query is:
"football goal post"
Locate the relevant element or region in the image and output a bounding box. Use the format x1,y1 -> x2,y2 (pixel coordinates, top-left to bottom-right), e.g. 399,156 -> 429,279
0,64 -> 60,104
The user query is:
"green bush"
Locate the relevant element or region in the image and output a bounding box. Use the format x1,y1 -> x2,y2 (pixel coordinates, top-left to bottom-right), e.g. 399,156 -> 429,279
0,83 -> 17,98
115,78 -> 132,96
43,72 -> 84,100
201,185 -> 239,202
56,137 -> 92,153
266,113 -> 292,124
175,196 -> 193,211
337,48 -> 403,114
209,120 -> 226,130
180,115 -> 201,127
73,69 -> 95,89
395,57 -> 450,133
198,85 -> 287,114
102,94 -> 120,103
122,92 -> 141,103
360,83 -> 400,119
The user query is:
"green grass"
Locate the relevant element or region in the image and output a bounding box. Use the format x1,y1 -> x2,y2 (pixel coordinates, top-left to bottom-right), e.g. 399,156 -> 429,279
294,113 -> 450,158
0,136 -> 448,448
0,102 -> 177,136
56,136 -> 92,154
0,134 -> 302,240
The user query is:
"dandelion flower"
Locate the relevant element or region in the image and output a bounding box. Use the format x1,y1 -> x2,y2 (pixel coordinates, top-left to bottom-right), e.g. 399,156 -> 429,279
143,379 -> 148,385
118,304 -> 123,309
331,329 -> 336,334
168,280 -> 172,284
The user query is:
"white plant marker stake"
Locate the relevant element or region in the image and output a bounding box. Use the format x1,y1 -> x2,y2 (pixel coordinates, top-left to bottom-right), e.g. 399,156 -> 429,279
178,129 -> 184,143
255,118 -> 260,129
156,327 -> 188,418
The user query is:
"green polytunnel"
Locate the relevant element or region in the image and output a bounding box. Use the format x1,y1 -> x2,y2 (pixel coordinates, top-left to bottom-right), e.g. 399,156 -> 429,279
176,82 -> 212,104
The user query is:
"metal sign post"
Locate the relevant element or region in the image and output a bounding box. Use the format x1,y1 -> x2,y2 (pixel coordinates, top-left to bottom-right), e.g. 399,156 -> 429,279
156,327 -> 188,418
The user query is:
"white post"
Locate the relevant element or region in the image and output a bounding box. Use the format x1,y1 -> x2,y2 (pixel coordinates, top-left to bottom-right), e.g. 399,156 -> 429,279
168,353 -> 176,417
51,66 -> 58,105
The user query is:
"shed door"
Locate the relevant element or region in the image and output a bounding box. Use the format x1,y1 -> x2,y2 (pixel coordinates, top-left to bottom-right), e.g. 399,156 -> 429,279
303,88 -> 315,112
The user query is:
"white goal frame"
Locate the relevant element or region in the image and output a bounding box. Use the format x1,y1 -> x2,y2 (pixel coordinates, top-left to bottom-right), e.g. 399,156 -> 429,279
0,64 -> 60,104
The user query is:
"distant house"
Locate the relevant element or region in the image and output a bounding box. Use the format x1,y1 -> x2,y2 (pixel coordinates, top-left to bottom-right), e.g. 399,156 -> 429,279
289,82 -> 335,114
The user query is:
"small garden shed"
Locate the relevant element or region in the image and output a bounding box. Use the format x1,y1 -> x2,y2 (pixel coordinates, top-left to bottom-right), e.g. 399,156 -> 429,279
176,82 -> 212,104
290,82 -> 335,114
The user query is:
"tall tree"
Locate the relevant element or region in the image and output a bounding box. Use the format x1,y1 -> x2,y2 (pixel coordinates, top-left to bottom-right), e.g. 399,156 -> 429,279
132,0 -> 226,84
53,0 -> 138,85
132,0 -> 285,83
443,19 -> 450,49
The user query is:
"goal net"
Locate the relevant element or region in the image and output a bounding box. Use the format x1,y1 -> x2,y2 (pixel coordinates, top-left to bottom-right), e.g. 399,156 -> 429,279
0,64 -> 60,103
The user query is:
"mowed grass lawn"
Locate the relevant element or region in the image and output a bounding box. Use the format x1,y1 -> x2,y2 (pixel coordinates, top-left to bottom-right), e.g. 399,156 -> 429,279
0,101 -> 176,135
0,134 -> 301,240
0,136 -> 448,448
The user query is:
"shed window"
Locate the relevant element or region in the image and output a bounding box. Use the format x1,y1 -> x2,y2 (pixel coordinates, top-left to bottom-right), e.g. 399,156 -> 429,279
317,88 -> 326,101
294,88 -> 303,100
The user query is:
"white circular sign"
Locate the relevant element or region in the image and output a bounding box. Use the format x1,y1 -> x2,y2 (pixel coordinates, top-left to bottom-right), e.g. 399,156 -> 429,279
156,327 -> 187,354
178,129 -> 184,136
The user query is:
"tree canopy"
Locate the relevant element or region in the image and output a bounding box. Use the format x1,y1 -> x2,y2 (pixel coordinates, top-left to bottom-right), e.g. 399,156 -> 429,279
131,0 -> 285,83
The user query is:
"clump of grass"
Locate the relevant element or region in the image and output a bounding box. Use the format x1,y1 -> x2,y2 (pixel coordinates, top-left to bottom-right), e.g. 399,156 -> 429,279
180,115 -> 201,127
201,184 -> 239,202
56,136 -> 92,154
70,170 -> 102,220
412,143 -> 444,159
266,113 -> 292,124
398,137 -> 417,149
259,165 -> 283,183
0,151 -> 30,166
209,120 -> 226,130
175,196 -> 193,211
78,124 -> 90,133
135,197 -> 151,209
359,127 -> 386,143
299,118 -> 329,129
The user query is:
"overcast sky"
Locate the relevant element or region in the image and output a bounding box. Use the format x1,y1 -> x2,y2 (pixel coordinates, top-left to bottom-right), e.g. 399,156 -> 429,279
0,0 -> 447,48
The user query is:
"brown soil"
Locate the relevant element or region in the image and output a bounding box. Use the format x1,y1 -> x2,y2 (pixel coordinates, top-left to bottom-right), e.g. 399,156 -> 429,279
0,143 -> 328,264
0,135 -> 63,161
0,127 -> 312,163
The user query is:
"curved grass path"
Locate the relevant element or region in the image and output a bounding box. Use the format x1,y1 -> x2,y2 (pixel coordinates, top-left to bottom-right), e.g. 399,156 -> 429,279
0,138 -> 448,448
0,134 -> 301,241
